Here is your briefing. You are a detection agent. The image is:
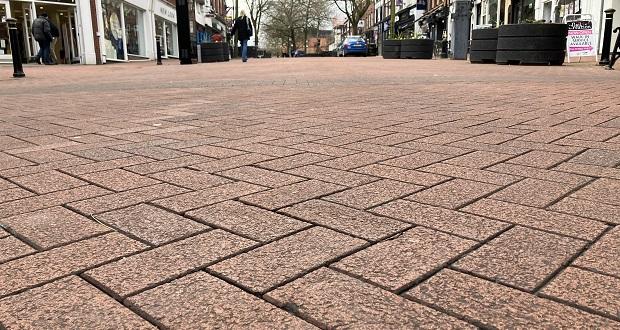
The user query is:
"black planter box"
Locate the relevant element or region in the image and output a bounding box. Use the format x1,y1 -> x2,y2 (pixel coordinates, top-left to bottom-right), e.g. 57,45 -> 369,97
400,39 -> 433,59
200,43 -> 229,63
470,28 -> 498,63
382,40 -> 401,59
496,24 -> 568,65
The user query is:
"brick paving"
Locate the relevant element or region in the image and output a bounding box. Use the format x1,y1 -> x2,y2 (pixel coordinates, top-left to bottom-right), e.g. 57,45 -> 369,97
0,58 -> 620,328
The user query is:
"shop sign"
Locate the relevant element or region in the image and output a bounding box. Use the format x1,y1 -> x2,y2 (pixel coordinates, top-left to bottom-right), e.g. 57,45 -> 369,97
566,16 -> 596,59
154,1 -> 177,22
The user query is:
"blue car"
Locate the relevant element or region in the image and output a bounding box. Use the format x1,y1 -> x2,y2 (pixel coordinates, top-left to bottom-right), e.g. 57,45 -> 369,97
338,36 -> 368,56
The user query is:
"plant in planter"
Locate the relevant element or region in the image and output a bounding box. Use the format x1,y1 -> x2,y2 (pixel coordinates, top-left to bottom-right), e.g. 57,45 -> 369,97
496,22 -> 568,65
400,33 -> 434,59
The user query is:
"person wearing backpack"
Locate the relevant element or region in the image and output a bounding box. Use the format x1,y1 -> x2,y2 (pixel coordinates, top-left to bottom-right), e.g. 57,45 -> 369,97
230,10 -> 253,62
32,12 -> 54,65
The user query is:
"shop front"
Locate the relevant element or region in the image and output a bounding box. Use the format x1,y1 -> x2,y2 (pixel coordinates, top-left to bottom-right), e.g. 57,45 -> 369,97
1,0 -> 84,64
99,0 -> 150,61
153,0 -> 177,58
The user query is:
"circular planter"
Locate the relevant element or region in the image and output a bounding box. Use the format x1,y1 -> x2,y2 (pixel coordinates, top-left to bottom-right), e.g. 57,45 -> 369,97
496,24 -> 568,65
382,40 -> 401,59
470,28 -> 498,64
400,39 -> 434,59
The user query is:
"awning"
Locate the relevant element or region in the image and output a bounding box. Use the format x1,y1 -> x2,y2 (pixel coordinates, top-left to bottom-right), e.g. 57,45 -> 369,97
415,4 -> 446,24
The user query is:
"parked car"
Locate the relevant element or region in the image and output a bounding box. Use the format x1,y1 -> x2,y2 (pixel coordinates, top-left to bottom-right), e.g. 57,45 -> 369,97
293,50 -> 305,57
337,36 -> 368,57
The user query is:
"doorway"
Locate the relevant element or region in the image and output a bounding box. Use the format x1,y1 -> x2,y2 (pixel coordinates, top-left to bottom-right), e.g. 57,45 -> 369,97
32,2 -> 79,63
0,0 -> 12,62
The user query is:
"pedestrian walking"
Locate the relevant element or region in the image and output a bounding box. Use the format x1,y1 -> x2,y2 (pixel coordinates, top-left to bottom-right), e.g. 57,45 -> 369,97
230,10 -> 253,62
32,12 -> 54,65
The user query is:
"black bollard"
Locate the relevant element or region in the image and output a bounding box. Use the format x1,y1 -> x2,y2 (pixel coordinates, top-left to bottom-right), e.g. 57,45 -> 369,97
156,35 -> 162,65
599,8 -> 616,66
607,27 -> 620,70
6,18 -> 25,78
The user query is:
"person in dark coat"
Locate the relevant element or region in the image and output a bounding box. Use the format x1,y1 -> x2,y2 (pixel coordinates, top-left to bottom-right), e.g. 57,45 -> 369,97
31,12 -> 53,64
230,10 -> 253,62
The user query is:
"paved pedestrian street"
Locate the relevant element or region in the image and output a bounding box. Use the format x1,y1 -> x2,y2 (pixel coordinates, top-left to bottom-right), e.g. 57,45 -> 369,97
1,58 -> 620,328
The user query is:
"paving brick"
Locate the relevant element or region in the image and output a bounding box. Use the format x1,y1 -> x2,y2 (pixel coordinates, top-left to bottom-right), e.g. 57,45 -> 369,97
549,197 -> 620,224
442,150 -> 513,169
209,226 -> 365,293
420,163 -> 522,186
281,199 -> 409,241
127,272 -> 312,329
0,135 -> 35,150
153,181 -> 266,213
0,187 -> 35,203
190,152 -> 274,172
0,276 -> 154,329
16,149 -> 74,163
239,180 -> 344,210
233,143 -> 302,157
504,139 -> 586,155
372,199 -> 509,241
124,155 -> 212,175
317,133 -> 372,146
0,152 -> 35,170
0,178 -> 16,190
187,201 -> 309,242
317,152 -> 392,170
341,142 -> 413,156
406,269 -> 617,328
0,185 -> 111,219
407,179 -> 500,209
149,168 -> 231,190
461,198 -> 607,241
466,132 -> 521,144
324,179 -> 422,209
67,183 -> 187,215
568,127 -> 620,142
516,129 -> 574,143
68,147 -> 133,161
353,163 -> 449,186
61,156 -> 152,175
121,146 -> 188,160
265,267 -> 472,329
97,204 -> 208,246
0,232 -> 146,297
0,206 -> 110,250
0,236 -> 35,263
507,150 -> 574,169
183,144 -> 246,159
334,227 -> 475,291
486,163 -> 590,185
571,178 -> 620,206
218,165 -> 305,188
380,151 -> 452,170
573,227 -> 620,278
541,267 -> 620,320
554,162 -> 620,180
85,230 -> 255,298
415,132 -> 471,145
489,178 -> 576,208
397,141 -> 472,156
569,149 -> 620,167
11,170 -> 88,195
285,164 -> 378,187
449,139 -> 529,155
454,226 -> 585,291
289,142 -> 358,157
358,132 -> 422,146
256,152 -> 332,171
78,169 -> 160,192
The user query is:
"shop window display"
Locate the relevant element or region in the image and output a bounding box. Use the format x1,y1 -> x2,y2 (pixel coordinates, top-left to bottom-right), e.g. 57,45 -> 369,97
124,4 -> 145,56
102,0 -> 124,60
165,21 -> 176,57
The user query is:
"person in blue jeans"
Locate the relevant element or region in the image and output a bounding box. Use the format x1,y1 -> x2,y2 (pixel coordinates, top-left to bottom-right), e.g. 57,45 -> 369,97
31,12 -> 54,64
230,10 -> 253,62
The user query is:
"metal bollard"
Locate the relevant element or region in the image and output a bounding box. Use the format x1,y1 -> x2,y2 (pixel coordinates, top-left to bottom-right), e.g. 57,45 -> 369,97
599,8 -> 616,66
6,18 -> 25,78
607,27 -> 620,70
156,35 -> 162,65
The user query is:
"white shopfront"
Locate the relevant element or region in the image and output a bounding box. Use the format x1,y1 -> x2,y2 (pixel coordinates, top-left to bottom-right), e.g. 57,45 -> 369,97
0,0 -> 97,64
152,0 -> 176,58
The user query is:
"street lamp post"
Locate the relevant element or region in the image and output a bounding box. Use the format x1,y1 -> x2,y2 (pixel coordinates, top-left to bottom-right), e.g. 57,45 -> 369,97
176,0 -> 193,64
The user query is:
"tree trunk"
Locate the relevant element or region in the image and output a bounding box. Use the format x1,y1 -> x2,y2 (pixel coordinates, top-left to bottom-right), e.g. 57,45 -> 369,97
390,0 -> 395,38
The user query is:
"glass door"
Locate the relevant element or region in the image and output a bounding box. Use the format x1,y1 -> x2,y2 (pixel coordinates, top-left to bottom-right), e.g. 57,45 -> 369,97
0,0 -> 12,61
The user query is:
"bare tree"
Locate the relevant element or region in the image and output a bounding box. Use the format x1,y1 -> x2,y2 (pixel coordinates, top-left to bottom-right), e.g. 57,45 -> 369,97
245,0 -> 272,47
332,0 -> 372,35
263,0 -> 304,55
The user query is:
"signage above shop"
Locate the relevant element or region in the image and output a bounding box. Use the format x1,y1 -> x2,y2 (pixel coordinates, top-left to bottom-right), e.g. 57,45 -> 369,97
154,1 -> 177,22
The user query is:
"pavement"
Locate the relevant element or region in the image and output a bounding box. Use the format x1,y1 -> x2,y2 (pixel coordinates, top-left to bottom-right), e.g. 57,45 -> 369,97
0,57 -> 619,329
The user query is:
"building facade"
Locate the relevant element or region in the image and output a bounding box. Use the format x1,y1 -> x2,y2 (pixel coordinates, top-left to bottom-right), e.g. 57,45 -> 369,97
0,0 -> 228,64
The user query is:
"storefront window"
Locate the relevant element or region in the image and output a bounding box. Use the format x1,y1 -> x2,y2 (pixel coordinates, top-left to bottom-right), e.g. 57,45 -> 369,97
101,0 -> 124,60
487,0 -> 497,26
124,4 -> 145,56
519,0 -> 535,23
165,21 -> 176,57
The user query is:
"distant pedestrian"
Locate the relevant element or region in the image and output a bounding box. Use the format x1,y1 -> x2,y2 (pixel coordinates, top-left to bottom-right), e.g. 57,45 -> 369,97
32,12 -> 54,65
230,10 -> 253,62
